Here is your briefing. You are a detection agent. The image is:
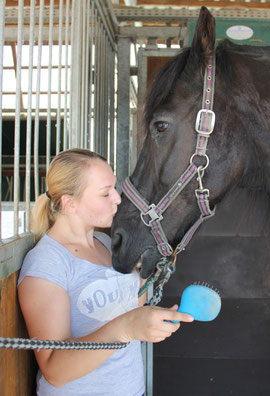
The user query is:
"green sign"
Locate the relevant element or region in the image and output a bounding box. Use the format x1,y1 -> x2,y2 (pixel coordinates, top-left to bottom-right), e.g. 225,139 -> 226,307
188,18 -> 270,46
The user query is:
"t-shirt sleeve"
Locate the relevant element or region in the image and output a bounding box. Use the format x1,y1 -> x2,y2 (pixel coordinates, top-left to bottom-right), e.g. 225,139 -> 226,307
18,243 -> 69,290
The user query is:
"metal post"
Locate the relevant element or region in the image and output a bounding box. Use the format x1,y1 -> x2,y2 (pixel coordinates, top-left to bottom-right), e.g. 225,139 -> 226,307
13,0 -> 24,235
46,0 -> 54,174
84,0 -> 91,149
80,0 -> 86,148
69,0 -> 76,148
25,0 -> 36,231
63,0 -> 70,150
88,0 -> 95,150
116,37 -> 130,187
70,0 -> 82,148
56,0 -> 64,154
109,47 -> 115,171
0,0 -> 6,240
93,12 -> 99,152
34,0 -> 45,200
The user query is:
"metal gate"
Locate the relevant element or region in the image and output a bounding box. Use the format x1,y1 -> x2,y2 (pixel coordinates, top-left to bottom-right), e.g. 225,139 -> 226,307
0,1 -> 119,393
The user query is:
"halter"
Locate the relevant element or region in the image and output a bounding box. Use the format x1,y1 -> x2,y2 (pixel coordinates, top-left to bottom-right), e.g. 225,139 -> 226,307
123,54 -> 217,304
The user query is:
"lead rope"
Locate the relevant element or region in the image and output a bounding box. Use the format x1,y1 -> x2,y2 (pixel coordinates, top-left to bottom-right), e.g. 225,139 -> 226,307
0,338 -> 128,351
1,267 -> 169,351
0,275 -> 161,351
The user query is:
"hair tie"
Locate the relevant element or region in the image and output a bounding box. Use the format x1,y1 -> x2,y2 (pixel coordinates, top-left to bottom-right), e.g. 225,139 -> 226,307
45,191 -> 52,200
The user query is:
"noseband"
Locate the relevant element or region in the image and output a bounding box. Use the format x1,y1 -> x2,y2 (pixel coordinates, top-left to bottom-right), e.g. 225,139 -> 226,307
122,54 -> 217,303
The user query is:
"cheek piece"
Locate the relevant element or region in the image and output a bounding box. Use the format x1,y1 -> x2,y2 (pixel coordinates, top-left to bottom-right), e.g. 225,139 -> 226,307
173,282 -> 221,323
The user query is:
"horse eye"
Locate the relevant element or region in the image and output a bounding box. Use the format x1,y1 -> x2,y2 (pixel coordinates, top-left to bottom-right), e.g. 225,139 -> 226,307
155,121 -> 169,133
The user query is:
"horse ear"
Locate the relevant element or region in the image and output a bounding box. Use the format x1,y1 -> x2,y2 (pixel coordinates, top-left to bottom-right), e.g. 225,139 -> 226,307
191,7 -> 216,59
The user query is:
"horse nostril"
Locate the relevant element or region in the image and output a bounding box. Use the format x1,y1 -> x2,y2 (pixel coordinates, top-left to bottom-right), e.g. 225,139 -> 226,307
111,232 -> 123,252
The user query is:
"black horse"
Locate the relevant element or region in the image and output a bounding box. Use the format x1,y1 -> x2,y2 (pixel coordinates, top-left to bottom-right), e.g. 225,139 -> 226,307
112,7 -> 270,280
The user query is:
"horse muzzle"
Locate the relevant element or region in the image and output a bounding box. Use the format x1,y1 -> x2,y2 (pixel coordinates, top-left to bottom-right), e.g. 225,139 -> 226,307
111,227 -> 159,278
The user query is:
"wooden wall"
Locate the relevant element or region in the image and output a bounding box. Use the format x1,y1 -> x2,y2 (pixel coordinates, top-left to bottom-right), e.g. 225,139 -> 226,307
0,271 -> 37,396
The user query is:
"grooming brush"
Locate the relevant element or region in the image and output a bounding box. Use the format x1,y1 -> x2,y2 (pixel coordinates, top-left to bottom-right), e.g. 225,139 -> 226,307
174,282 -> 221,322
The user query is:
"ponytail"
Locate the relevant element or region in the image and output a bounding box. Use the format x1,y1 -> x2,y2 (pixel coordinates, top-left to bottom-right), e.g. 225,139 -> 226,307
30,192 -> 57,242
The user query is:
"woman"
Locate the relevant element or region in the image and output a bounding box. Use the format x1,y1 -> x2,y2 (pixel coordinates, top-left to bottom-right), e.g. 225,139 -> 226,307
18,148 -> 193,396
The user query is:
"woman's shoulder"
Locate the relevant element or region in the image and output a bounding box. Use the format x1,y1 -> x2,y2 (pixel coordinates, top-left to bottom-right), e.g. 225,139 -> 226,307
25,234 -> 70,261
18,234 -> 71,289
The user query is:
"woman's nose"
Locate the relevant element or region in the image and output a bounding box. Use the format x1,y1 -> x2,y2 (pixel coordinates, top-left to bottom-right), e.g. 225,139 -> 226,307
114,189 -> 122,205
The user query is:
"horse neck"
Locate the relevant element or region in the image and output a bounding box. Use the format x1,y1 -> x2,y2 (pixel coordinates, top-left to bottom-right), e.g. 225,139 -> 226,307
242,127 -> 270,194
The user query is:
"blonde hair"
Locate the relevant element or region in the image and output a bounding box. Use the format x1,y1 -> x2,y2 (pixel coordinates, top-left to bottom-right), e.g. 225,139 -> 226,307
31,148 -> 106,241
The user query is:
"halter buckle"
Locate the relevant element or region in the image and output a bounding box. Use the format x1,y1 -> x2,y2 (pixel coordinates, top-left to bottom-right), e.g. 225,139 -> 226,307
195,188 -> 210,198
140,204 -> 163,227
195,109 -> 215,135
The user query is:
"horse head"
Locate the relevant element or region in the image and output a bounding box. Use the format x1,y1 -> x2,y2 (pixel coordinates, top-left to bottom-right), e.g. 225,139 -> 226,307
112,7 -> 270,278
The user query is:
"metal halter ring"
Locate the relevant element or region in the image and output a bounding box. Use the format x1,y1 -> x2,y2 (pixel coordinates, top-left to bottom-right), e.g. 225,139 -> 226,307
190,153 -> 209,172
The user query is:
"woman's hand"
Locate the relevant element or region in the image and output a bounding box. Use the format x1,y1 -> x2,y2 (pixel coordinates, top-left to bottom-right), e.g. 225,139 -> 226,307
115,304 -> 194,344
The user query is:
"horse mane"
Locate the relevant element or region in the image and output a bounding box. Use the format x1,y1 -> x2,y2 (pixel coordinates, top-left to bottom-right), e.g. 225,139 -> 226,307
143,48 -> 191,128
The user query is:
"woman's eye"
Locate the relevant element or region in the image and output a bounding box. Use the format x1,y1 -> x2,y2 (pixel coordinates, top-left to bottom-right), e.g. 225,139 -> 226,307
155,121 -> 168,133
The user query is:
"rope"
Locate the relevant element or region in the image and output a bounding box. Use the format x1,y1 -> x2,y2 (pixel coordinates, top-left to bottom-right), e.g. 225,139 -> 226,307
138,273 -> 158,297
1,252 -> 178,351
0,337 -> 129,351
1,273 -> 160,351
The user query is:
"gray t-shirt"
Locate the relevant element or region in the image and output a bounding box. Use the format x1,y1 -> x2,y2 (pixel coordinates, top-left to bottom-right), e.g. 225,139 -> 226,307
18,232 -> 145,396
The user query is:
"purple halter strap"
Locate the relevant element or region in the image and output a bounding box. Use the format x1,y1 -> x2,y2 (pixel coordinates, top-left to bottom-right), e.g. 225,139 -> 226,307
122,54 -> 216,259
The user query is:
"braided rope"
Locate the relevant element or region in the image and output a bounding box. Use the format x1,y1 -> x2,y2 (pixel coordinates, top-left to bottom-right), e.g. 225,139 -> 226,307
138,274 -> 158,297
0,337 -> 129,351
1,274 -> 161,351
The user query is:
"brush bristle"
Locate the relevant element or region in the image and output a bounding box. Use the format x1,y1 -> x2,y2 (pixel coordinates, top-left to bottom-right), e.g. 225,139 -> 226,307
192,281 -> 220,296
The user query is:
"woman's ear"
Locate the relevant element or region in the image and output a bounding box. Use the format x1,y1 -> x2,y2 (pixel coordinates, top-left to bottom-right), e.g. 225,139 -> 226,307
61,194 -> 76,213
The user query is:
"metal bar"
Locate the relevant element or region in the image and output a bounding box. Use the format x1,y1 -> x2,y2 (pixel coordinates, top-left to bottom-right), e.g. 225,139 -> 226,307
34,0 -> 45,200
4,25 -> 70,43
119,26 -> 181,40
0,0 -> 6,240
99,27 -> 105,156
76,0 -> 82,148
70,0 -> 82,148
88,0 -> 94,150
109,46 -> 115,171
116,37 -> 130,187
25,0 -> 36,232
80,0 -> 87,148
93,9 -> 98,152
93,0 -> 116,52
84,0 -> 91,149
56,0 -> 64,154
13,0 -> 24,236
46,0 -> 54,176
104,36 -> 109,159
94,14 -> 100,153
68,0 -> 76,148
63,0 -> 70,150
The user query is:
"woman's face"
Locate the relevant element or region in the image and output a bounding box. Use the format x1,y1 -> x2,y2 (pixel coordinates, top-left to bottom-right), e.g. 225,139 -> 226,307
74,160 -> 121,229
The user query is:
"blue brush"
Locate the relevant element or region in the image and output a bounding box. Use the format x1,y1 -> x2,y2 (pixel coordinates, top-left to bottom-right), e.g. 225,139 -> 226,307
174,282 -> 221,322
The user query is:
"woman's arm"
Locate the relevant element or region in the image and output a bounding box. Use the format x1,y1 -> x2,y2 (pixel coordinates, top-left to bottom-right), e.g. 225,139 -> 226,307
18,276 -> 193,388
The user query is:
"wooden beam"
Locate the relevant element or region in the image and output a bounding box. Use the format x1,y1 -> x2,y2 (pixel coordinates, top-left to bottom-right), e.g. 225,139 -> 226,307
136,0 -> 270,10
5,0 -> 64,6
